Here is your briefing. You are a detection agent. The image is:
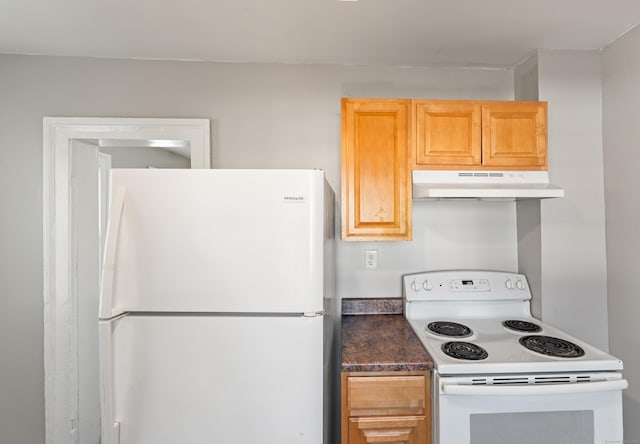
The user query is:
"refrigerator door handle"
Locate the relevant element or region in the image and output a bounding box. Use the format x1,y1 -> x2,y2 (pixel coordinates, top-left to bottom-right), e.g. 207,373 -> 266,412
99,186 -> 126,319
99,319 -> 121,444
303,311 -> 324,317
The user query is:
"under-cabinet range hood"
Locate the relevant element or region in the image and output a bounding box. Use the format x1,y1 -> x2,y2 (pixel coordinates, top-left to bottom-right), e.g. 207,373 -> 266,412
412,170 -> 564,200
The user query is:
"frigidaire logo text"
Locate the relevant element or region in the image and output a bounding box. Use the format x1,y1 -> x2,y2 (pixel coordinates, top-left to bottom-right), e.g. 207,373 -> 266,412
283,195 -> 305,202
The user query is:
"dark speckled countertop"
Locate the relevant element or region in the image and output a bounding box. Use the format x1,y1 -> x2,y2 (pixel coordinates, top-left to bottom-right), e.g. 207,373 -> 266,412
341,298 -> 433,372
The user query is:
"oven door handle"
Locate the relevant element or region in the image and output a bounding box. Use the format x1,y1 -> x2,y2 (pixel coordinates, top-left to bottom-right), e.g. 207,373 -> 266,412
441,379 -> 628,396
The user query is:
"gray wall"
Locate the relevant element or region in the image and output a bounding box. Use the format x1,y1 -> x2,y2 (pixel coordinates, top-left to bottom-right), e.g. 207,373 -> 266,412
0,54 -> 515,443
537,50 -> 609,350
514,50 -> 610,351
602,25 -> 640,443
514,53 -> 543,318
99,146 -> 190,168
1,49 -> 624,443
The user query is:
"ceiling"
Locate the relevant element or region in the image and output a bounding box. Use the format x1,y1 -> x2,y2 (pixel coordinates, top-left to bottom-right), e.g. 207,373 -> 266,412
2,0 -> 639,68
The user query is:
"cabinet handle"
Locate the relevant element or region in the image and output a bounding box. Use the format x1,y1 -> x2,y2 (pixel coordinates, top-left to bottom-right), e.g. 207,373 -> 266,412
442,379 -> 628,396
363,429 -> 411,442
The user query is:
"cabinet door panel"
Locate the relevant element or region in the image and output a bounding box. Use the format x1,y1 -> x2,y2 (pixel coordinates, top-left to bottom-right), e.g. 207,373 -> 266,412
414,100 -> 481,166
482,101 -> 547,167
341,99 -> 411,241
349,416 -> 426,444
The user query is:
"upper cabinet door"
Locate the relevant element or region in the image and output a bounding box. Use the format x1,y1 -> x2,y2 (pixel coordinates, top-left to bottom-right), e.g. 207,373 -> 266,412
414,100 -> 481,166
481,101 -> 547,167
341,98 -> 411,241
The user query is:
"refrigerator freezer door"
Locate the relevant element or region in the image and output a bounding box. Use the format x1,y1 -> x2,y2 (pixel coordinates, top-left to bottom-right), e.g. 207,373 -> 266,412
100,169 -> 327,318
100,314 -> 324,444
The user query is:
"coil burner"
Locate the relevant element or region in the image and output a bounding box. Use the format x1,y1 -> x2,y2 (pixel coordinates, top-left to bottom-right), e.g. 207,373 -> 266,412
519,335 -> 585,358
442,341 -> 488,361
427,321 -> 472,338
503,319 -> 542,333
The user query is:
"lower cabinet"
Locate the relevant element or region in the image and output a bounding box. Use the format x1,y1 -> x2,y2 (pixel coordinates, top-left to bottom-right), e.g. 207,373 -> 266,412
342,372 -> 431,444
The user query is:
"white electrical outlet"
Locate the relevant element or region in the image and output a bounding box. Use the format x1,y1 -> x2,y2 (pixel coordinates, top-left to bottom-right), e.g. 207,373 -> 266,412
365,249 -> 378,270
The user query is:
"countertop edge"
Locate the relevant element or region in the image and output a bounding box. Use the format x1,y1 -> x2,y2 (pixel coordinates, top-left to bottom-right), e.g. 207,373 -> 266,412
341,309 -> 433,373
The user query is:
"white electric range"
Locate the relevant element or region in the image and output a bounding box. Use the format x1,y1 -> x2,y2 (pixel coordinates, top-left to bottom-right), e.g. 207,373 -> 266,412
403,270 -> 627,444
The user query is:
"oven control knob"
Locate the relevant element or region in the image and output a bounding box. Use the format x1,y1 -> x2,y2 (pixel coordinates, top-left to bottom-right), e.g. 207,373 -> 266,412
422,280 -> 433,291
515,279 -> 526,290
504,279 -> 514,290
410,280 -> 419,292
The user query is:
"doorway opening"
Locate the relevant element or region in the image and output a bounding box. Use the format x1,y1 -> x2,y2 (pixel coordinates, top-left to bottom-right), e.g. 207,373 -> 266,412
43,117 -> 211,444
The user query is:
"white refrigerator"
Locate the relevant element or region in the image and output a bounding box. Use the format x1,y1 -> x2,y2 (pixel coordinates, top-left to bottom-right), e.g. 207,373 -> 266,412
99,169 -> 335,444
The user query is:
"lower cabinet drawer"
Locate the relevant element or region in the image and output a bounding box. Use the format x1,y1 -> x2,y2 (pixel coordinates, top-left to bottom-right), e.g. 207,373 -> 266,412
348,416 -> 427,444
347,375 -> 426,416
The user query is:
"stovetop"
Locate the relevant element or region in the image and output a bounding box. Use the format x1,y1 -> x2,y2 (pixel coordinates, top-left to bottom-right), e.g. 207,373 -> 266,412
406,315 -> 622,375
403,270 -> 623,375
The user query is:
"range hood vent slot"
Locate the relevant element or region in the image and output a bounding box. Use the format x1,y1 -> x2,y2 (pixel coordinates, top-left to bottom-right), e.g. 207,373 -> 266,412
412,170 -> 564,201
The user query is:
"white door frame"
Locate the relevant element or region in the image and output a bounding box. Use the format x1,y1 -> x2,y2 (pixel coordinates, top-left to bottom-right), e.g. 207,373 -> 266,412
42,117 -> 211,444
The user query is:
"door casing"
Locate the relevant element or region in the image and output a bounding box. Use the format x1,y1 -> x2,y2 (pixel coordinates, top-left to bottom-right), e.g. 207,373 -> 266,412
42,117 -> 211,444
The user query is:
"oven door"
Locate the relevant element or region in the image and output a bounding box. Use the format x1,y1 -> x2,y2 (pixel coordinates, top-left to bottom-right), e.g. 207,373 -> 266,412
434,371 -> 627,444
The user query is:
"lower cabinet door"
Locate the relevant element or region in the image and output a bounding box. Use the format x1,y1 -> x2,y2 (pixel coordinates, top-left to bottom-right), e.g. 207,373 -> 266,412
349,416 -> 427,444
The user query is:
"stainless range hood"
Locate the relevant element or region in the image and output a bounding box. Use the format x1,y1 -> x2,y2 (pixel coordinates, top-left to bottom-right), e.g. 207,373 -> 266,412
412,170 -> 564,200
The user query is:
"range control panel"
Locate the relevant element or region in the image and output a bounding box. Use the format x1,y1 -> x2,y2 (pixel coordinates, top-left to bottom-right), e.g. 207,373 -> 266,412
447,278 -> 490,292
403,270 -> 530,301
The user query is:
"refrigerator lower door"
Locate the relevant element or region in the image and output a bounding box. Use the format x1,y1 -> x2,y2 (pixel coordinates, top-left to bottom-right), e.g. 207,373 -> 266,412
100,314 -> 323,444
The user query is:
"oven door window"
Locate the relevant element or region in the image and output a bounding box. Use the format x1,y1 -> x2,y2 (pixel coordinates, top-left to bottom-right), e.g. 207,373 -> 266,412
471,410 -> 593,444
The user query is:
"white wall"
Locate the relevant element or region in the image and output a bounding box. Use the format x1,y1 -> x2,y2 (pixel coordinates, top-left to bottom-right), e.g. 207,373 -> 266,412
602,25 -> 640,443
0,54 -> 515,443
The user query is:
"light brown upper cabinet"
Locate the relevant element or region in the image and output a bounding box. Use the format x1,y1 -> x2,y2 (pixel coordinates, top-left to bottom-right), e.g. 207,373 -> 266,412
341,98 -> 549,241
414,100 -> 482,166
413,100 -> 547,170
341,98 -> 412,241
